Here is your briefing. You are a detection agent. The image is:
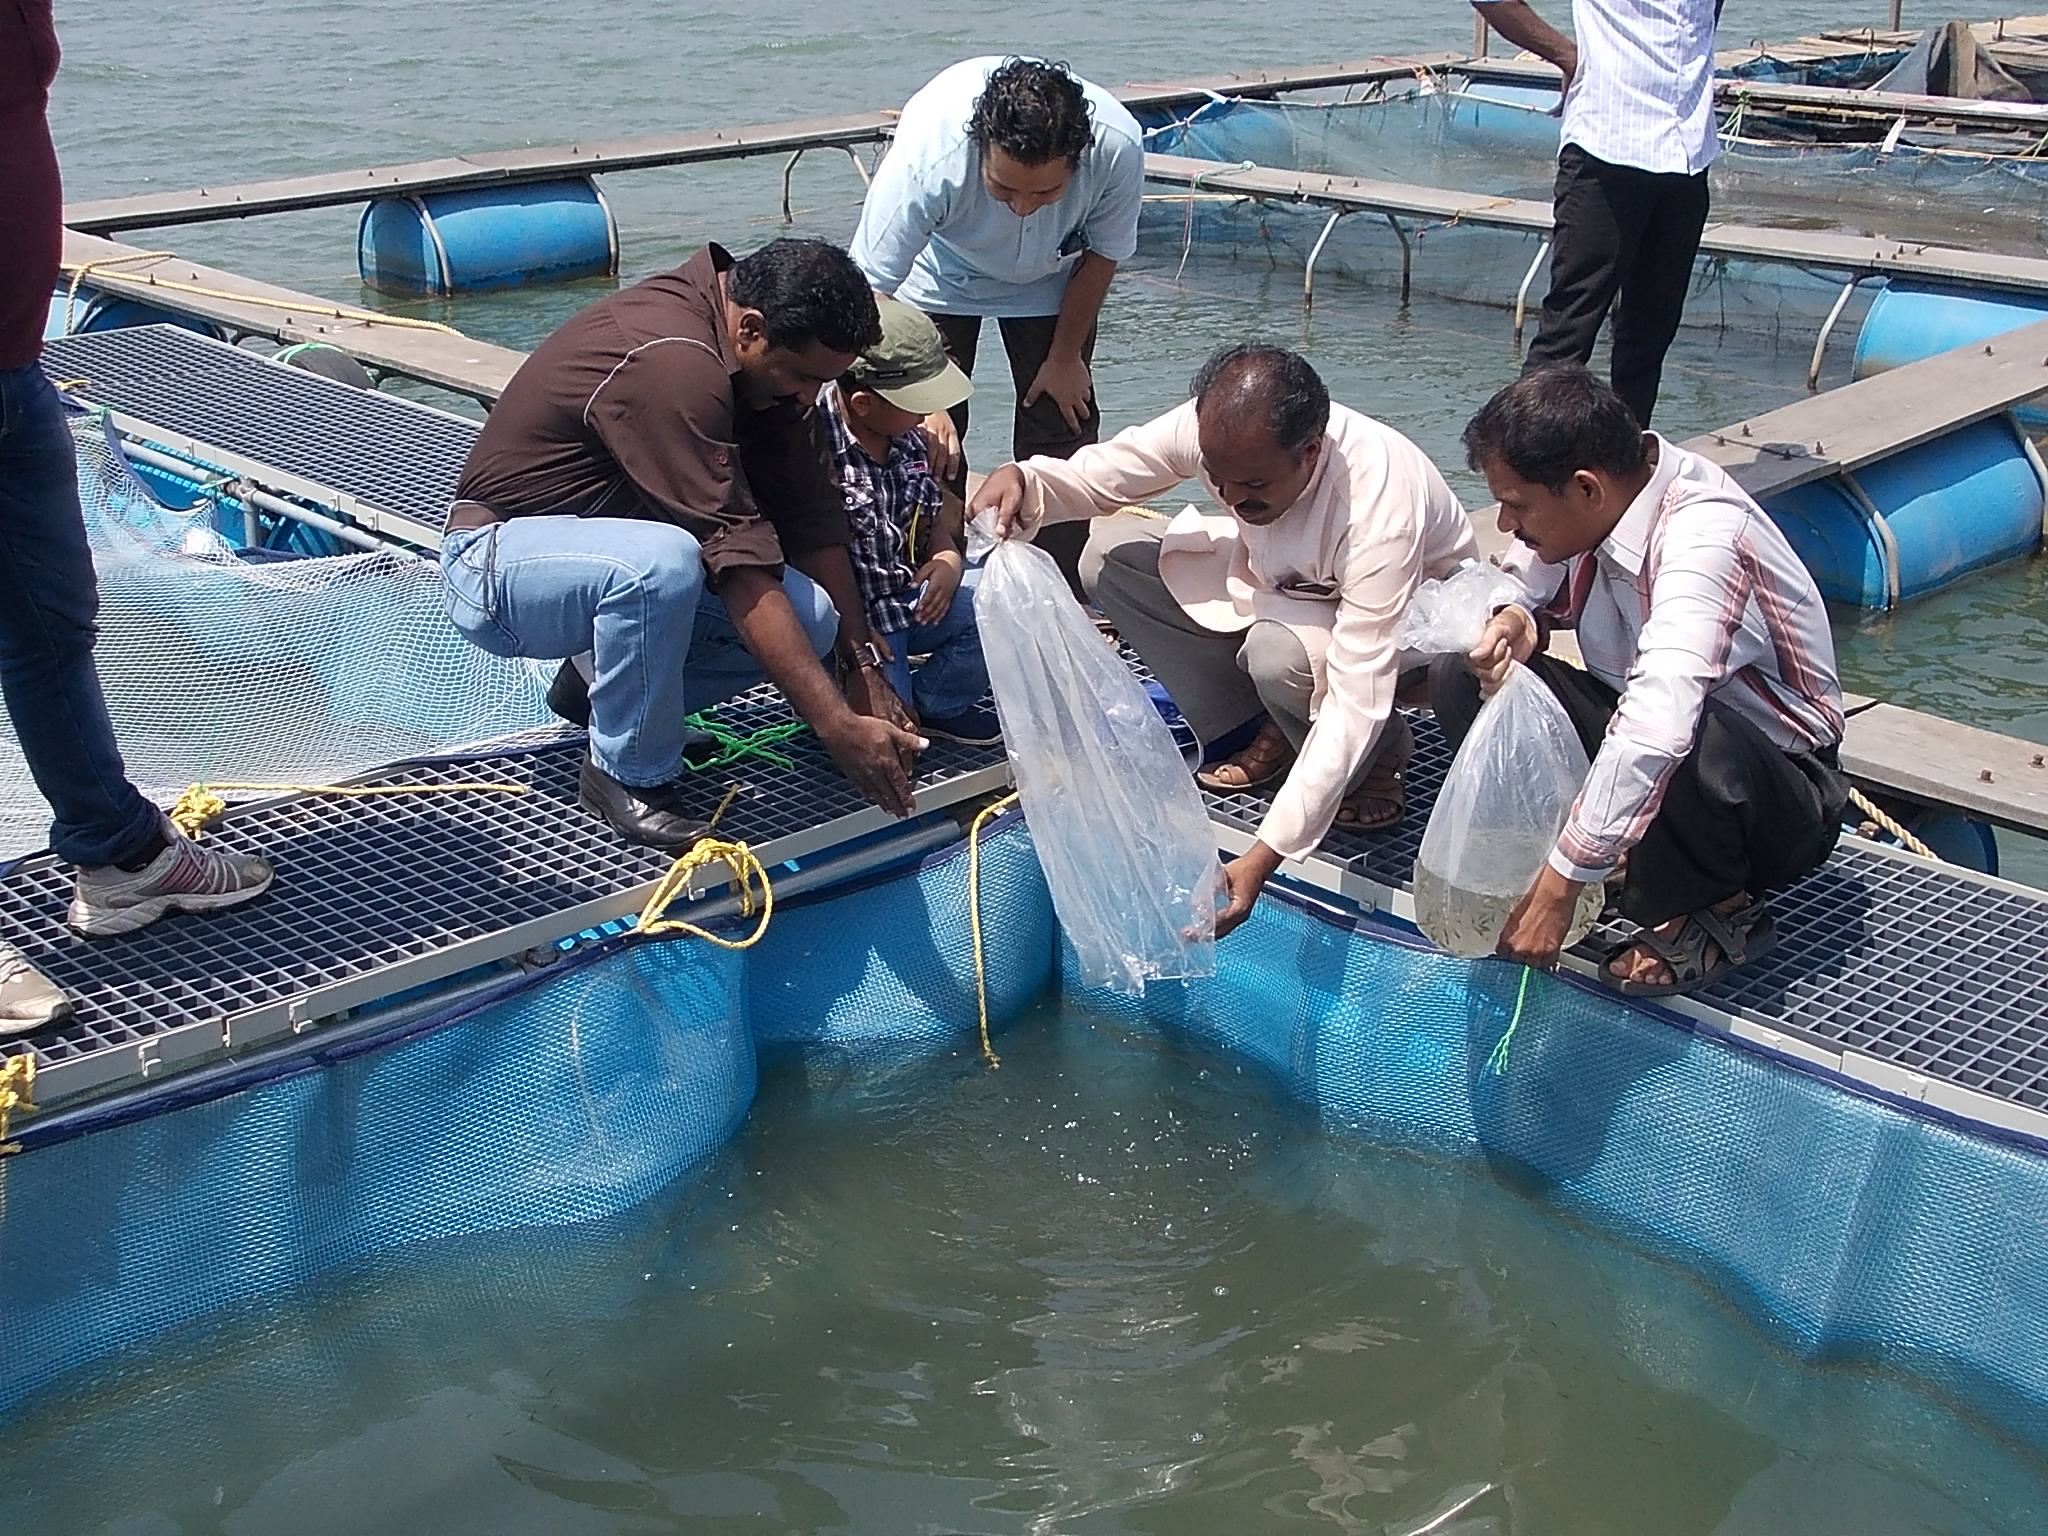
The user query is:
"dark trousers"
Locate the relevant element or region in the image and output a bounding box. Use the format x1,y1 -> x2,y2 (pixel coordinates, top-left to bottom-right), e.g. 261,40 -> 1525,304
1524,145 -> 1711,428
931,311 -> 1098,601
0,365 -> 160,867
1427,653 -> 1848,929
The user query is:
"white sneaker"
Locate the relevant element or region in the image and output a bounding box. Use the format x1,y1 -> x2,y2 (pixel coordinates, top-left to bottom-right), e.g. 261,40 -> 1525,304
0,943 -> 72,1035
68,819 -> 275,938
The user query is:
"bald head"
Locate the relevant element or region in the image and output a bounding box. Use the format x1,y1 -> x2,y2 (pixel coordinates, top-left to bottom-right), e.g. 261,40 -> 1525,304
1190,343 -> 1330,524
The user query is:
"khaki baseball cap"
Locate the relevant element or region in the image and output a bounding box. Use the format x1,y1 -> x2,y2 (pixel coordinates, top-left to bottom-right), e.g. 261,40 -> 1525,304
850,296 -> 974,414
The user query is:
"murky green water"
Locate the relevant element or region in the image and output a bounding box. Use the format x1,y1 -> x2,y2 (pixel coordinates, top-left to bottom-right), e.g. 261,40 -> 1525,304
3,1000 -> 2043,1533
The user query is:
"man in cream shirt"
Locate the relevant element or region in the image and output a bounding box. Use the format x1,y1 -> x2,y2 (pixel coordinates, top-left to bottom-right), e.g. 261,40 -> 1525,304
973,343 -> 1478,936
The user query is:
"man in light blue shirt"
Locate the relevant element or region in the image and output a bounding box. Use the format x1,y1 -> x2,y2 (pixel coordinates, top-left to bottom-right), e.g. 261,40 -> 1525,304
851,55 -> 1145,597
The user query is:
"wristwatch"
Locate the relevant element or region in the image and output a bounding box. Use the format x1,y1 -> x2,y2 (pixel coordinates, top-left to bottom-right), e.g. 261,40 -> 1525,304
841,640 -> 885,676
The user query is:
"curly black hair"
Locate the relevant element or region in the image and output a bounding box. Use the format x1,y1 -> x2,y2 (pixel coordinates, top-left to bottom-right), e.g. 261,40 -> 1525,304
728,239 -> 882,355
967,57 -> 1095,169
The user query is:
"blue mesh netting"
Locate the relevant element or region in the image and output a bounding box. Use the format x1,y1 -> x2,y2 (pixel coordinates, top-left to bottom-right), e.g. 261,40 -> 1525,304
0,816 -> 1054,1418
1063,888 -> 2048,1449
5,816 -> 2047,1452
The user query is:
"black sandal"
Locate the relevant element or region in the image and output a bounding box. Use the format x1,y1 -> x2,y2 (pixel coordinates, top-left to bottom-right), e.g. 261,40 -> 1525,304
1601,900 -> 1777,998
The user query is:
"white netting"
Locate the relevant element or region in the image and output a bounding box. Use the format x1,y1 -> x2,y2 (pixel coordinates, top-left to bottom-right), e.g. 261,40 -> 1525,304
0,414 -> 555,858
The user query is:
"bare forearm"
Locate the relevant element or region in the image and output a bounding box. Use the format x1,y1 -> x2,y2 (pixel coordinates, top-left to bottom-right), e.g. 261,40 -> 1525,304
719,565 -> 854,732
1051,250 -> 1117,362
788,542 -> 874,661
1471,1 -> 1576,76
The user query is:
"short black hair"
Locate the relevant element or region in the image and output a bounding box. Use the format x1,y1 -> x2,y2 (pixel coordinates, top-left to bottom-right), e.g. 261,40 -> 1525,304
1462,364 -> 1646,491
968,58 -> 1095,169
728,239 -> 882,356
1190,343 -> 1331,454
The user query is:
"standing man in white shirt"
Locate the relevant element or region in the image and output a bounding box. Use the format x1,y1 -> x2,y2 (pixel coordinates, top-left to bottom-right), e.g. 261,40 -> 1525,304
852,56 -> 1146,598
1433,365 -> 1848,996
974,344 -> 1480,938
1471,0 -> 1722,425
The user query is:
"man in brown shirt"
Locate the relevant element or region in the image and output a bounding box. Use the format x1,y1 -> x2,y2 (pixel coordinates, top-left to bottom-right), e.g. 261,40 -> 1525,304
443,239 -> 925,848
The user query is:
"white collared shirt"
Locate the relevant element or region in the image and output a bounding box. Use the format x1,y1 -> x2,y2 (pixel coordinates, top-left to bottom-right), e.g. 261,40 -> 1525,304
1501,435 -> 1844,883
850,57 -> 1146,319
1018,401 -> 1479,860
1478,0 -> 1721,175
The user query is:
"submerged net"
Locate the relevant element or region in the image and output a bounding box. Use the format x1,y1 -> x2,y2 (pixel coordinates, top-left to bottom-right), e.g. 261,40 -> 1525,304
1138,87 -> 2048,326
0,413 -> 555,858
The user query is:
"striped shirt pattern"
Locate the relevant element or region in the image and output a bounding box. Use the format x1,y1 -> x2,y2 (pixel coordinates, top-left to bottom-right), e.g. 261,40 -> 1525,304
1502,435 -> 1844,883
820,385 -> 942,636
1506,0 -> 1721,176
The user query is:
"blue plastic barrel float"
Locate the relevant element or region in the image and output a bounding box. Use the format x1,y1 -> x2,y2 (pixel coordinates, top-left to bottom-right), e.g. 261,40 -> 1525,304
1852,279 -> 2048,433
43,288 -> 226,340
1438,81 -> 1570,153
356,177 -> 618,296
1761,414 -> 2045,608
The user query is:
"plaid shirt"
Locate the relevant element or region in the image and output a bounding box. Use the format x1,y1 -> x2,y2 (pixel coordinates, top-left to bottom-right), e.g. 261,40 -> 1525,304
820,384 -> 943,634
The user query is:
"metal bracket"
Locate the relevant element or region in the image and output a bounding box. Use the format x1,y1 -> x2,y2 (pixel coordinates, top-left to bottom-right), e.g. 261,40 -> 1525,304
1512,238 -> 1551,353
1807,273 -> 1867,391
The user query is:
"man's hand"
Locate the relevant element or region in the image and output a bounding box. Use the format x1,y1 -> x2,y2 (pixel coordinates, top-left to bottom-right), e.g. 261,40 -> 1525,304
816,710 -> 925,818
1214,842 -> 1283,940
914,547 -> 963,625
969,463 -> 1030,540
843,658 -> 919,745
1495,863 -> 1585,971
1468,603 -> 1538,697
920,411 -> 963,482
1022,351 -> 1093,433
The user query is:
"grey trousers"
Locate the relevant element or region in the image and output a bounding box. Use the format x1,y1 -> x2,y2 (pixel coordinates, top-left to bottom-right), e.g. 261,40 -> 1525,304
1082,513 -> 1408,786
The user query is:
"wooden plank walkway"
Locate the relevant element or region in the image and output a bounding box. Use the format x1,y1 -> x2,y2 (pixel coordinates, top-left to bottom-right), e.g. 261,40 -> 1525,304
59,231 -> 526,401
1681,316 -> 2048,499
63,56 -> 1462,235
1140,154 -> 2048,297
1842,705 -> 2048,835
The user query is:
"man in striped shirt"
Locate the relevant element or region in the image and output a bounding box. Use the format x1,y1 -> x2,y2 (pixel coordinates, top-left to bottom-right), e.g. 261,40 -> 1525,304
1472,0 -> 1722,426
1430,366 -> 1848,995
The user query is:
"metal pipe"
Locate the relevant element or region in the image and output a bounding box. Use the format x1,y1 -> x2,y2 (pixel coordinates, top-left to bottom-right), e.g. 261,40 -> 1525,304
1303,208 -> 1345,314
116,437 -> 392,554
1839,468 -> 1904,609
1512,238 -> 1551,352
2004,408 -> 2048,548
841,144 -> 872,189
781,147 -> 807,221
1473,12 -> 1489,57
1807,274 -> 1865,391
1888,0 -> 1902,31
1384,212 -> 1412,304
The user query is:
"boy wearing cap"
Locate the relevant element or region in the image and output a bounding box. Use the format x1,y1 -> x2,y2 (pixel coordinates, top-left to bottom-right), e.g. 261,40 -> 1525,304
821,298 -> 1001,746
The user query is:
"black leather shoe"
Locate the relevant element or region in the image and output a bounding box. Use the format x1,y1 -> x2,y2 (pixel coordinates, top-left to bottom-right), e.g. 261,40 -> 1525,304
576,755 -> 710,850
548,659 -> 593,726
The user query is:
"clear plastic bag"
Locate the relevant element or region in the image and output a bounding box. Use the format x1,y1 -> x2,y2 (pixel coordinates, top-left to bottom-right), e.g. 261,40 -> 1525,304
1412,662 -> 1602,958
1395,559 -> 1526,657
974,521 -> 1222,993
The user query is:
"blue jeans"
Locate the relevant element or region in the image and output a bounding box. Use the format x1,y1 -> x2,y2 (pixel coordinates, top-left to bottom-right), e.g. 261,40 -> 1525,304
440,516 -> 838,785
878,569 -> 989,722
0,365 -> 161,867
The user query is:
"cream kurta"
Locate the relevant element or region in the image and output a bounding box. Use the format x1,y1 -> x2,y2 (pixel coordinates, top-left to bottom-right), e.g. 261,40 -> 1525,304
1018,399 -> 1478,858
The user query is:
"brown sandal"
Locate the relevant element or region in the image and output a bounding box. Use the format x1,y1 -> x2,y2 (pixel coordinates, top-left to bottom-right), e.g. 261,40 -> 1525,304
1333,726 -> 1412,831
1196,718 -> 1295,791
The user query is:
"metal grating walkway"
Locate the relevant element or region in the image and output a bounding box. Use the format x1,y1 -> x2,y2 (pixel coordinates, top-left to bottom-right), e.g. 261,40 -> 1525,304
1203,712 -> 2048,1140
1,691 -> 1007,1102
42,325 -> 477,543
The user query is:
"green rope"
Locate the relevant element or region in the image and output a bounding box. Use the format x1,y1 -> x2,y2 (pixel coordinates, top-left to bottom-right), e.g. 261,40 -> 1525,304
682,712 -> 811,772
1486,965 -> 1534,1077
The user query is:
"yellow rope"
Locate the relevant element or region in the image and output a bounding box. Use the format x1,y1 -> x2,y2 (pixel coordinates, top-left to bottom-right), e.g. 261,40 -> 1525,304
0,1054 -> 36,1155
168,780 -> 531,840
62,252 -> 459,335
967,792 -> 1021,1069
1847,785 -> 1943,862
631,784 -> 775,950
